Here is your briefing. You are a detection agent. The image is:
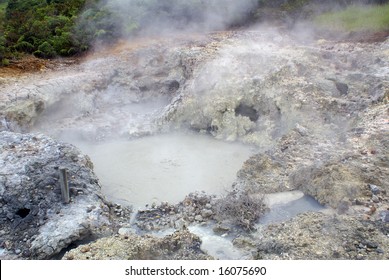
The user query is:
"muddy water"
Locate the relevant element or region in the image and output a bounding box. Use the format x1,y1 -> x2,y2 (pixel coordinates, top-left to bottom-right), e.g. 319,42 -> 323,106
188,225 -> 250,260
258,190 -> 325,225
150,191 -> 324,260
73,132 -> 255,209
188,191 -> 324,259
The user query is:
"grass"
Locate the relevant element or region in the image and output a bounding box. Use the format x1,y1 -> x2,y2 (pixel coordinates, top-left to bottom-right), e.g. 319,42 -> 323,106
315,4 -> 389,32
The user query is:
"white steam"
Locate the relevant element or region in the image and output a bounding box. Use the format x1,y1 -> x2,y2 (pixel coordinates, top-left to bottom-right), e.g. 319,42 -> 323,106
104,0 -> 258,36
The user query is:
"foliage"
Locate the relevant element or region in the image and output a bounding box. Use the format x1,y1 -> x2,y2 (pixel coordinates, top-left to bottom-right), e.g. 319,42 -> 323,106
0,0 -> 260,61
315,3 -> 389,31
0,0 -> 108,59
73,4 -> 121,50
1,57 -> 9,65
4,0 -> 87,57
280,0 -> 311,11
0,2 -> 7,62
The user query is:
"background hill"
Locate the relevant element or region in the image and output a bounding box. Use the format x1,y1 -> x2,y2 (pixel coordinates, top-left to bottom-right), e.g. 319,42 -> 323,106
0,0 -> 388,65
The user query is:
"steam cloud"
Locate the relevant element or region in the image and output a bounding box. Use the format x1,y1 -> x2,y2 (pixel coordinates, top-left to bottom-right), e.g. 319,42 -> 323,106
103,0 -> 258,37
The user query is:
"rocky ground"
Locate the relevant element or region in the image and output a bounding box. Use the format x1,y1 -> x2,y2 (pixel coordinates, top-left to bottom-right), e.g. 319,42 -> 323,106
0,131 -> 113,259
63,229 -> 212,260
0,27 -> 388,260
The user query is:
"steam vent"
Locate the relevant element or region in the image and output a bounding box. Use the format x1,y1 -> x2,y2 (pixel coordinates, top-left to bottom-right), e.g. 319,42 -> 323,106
0,0 -> 388,261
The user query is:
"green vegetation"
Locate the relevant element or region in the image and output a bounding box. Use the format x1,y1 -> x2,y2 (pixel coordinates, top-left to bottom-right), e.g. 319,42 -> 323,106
0,0 -> 122,62
0,1 -> 7,64
0,0 -> 258,63
280,0 -> 311,11
315,3 -> 389,32
3,0 -> 111,58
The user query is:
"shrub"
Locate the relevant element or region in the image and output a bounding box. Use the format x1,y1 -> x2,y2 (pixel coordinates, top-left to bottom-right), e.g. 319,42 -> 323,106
4,0 -> 87,57
14,40 -> 35,52
51,32 -> 73,55
1,57 -> 9,66
216,189 -> 267,231
35,41 -> 56,58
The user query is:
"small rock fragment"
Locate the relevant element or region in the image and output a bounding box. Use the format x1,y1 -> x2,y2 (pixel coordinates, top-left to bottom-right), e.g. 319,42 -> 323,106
194,215 -> 203,222
369,184 -> 381,195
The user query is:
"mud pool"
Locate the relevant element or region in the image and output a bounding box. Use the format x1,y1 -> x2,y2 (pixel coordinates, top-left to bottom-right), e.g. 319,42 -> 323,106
72,133 -> 256,209
258,191 -> 326,225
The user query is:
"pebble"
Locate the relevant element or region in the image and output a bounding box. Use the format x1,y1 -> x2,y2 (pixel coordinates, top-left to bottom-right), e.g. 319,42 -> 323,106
15,249 -> 21,254
369,184 -> 381,195
174,218 -> 187,230
376,248 -> 384,254
194,215 -> 203,222
372,195 -> 380,203
354,199 -> 364,205
118,228 -> 135,236
356,254 -> 365,260
381,211 -> 389,223
201,209 -> 213,218
87,205 -> 96,213
80,246 -> 90,253
213,224 -> 230,234
144,225 -> 152,231
295,123 -> 308,136
364,241 -> 378,249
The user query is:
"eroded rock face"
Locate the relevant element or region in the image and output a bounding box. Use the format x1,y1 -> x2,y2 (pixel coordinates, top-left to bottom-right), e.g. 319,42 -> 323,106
0,132 -> 111,259
163,31 -> 389,148
0,34 -> 227,141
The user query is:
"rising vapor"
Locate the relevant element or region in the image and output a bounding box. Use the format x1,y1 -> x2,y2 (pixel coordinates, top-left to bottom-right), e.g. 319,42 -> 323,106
103,0 -> 259,36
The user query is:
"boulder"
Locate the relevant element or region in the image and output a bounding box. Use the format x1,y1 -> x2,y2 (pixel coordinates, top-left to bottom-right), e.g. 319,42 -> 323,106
0,131 -> 111,259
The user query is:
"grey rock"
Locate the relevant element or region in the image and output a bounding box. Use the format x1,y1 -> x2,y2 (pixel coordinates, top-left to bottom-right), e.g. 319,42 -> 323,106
0,132 -> 111,259
377,248 -> 384,254
201,209 -> 213,218
118,228 -> 136,236
174,218 -> 188,230
372,195 -> 380,203
369,184 -> 381,195
213,224 -> 231,234
335,82 -> 349,95
364,241 -> 378,249
194,215 -> 203,222
295,123 -> 308,137
380,211 -> 389,223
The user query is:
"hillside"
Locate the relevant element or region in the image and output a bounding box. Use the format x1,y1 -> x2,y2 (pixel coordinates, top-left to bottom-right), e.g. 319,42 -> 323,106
1,0 -> 389,67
